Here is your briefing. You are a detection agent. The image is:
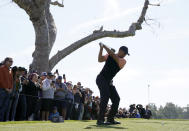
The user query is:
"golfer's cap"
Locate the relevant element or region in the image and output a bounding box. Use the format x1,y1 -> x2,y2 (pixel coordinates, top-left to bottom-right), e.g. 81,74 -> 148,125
41,72 -> 47,76
47,72 -> 54,76
119,46 -> 130,55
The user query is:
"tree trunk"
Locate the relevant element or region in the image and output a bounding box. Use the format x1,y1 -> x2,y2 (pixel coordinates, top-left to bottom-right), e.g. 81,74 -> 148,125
30,14 -> 50,73
13,0 -> 57,73
30,3 -> 57,73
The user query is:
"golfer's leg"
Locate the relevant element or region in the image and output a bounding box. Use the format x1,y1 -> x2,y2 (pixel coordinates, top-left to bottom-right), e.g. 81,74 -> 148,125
96,76 -> 110,122
108,85 -> 120,121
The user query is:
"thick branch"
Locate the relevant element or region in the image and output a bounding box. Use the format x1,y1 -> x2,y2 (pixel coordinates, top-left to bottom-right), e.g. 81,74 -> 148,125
48,0 -> 150,70
49,0 -> 153,71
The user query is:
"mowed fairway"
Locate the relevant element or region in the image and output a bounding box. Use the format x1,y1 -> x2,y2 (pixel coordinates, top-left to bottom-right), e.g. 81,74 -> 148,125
0,119 -> 189,131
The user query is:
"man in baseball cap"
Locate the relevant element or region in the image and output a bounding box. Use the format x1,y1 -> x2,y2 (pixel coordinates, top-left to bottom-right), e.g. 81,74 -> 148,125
119,46 -> 130,57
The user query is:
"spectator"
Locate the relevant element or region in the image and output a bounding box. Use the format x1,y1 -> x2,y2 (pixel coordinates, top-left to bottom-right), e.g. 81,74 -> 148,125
49,106 -> 60,121
136,104 -> 146,118
54,76 -> 68,120
0,57 -> 13,121
134,109 -> 141,118
0,61 -> 3,67
92,96 -> 100,120
40,72 -> 47,83
16,67 -> 28,120
41,72 -> 56,121
77,82 -> 85,120
38,72 -> 47,106
83,95 -> 93,120
6,66 -> 22,121
145,105 -> 152,119
122,108 -> 129,118
72,85 -> 82,120
25,73 -> 41,120
116,108 -> 124,118
65,82 -> 74,120
129,104 -> 136,115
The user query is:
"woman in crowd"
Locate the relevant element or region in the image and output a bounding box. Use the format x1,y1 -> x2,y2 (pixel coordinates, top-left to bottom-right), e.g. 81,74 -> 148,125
65,82 -> 74,120
25,73 -> 42,120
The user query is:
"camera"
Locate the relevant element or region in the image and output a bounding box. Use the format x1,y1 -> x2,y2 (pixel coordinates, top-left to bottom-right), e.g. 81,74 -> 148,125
63,74 -> 66,79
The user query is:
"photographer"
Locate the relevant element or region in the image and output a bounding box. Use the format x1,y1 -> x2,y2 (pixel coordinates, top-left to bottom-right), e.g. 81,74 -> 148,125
77,82 -> 86,120
136,104 -> 146,118
41,72 -> 56,121
129,104 -> 136,118
144,105 -> 152,119
72,85 -> 82,120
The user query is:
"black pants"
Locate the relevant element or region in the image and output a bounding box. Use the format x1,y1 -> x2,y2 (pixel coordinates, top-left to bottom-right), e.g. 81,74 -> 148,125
66,100 -> 73,120
96,75 -> 120,121
26,96 -> 41,120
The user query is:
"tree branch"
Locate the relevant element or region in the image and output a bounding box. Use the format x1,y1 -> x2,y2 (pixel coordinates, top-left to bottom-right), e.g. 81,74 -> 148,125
50,1 -> 64,7
48,0 -> 156,71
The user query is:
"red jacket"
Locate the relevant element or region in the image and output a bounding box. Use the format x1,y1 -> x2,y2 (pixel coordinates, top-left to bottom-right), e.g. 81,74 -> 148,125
0,65 -> 13,89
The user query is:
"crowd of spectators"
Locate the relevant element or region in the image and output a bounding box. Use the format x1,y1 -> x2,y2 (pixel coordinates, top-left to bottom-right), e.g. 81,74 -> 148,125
0,57 -> 152,122
116,104 -> 152,119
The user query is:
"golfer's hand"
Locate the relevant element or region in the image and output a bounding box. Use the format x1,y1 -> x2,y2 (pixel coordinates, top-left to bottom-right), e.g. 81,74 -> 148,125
99,42 -> 104,49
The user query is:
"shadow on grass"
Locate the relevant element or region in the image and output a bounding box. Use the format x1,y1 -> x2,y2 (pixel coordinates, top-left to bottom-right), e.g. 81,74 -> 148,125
131,121 -> 166,124
81,120 -> 92,122
84,124 -> 128,130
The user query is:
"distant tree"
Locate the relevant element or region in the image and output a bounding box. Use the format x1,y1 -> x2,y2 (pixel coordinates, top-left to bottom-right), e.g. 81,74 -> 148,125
156,105 -> 165,119
182,105 -> 189,119
12,0 -> 159,73
148,103 -> 158,119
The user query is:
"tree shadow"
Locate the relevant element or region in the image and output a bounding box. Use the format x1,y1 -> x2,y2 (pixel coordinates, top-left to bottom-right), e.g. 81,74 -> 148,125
84,124 -> 128,130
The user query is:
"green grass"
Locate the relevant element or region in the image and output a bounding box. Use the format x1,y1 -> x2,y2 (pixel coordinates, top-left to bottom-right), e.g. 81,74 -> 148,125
0,119 -> 189,131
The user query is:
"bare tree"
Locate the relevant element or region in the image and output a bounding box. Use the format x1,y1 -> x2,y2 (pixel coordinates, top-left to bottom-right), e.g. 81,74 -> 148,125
12,0 -> 159,73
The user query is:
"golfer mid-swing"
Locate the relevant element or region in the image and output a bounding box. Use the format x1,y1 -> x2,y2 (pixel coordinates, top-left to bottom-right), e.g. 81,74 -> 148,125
96,43 -> 129,125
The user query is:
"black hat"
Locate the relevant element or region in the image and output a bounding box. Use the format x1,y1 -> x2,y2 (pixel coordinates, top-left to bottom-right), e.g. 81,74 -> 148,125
119,46 -> 130,55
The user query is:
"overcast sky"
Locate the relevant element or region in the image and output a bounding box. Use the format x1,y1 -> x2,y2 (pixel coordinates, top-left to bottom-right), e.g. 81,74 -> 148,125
0,0 -> 188,108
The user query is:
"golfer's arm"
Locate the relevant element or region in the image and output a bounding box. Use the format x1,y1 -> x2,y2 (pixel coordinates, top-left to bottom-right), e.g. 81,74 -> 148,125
103,45 -> 119,64
98,47 -> 106,62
